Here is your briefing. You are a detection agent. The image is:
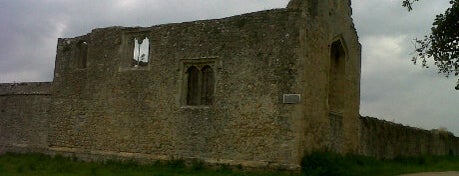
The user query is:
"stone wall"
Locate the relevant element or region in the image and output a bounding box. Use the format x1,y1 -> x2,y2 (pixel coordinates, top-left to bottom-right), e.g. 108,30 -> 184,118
0,82 -> 51,154
9,0 -> 458,171
294,0 -> 361,155
49,9 -> 304,169
359,116 -> 459,158
2,0 -> 457,171
0,0 -> 363,170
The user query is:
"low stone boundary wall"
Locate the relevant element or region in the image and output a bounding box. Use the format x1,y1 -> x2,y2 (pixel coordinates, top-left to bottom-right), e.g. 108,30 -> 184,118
359,116 -> 459,158
0,82 -> 51,155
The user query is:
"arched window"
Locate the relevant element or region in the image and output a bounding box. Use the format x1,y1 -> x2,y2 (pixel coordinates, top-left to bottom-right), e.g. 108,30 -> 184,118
184,65 -> 215,106
187,66 -> 200,105
201,65 -> 214,105
76,41 -> 88,69
329,40 -> 346,114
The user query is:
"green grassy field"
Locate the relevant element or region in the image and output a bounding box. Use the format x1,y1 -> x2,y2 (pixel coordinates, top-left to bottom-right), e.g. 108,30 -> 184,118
0,153 -> 294,176
302,152 -> 459,176
1,152 -> 459,176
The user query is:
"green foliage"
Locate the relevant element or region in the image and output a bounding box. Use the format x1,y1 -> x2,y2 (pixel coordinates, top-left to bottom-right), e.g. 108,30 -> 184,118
405,0 -> 459,89
216,163 -> 232,173
402,0 -> 421,11
301,152 -> 459,176
301,152 -> 345,176
166,157 -> 186,168
3,152 -> 459,176
191,159 -> 205,171
0,153 -> 293,176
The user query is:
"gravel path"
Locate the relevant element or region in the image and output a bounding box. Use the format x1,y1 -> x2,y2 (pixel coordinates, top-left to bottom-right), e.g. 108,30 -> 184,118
400,171 -> 459,176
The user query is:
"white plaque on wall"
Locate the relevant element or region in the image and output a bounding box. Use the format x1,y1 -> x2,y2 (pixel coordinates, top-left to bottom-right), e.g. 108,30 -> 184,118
283,94 -> 301,104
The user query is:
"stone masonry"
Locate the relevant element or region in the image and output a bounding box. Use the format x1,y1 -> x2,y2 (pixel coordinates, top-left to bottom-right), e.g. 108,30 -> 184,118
45,0 -> 360,170
2,0 -> 456,171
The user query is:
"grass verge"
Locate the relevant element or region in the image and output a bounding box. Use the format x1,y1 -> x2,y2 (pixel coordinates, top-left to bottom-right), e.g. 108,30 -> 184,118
301,152 -> 459,176
2,152 -> 459,176
0,153 -> 294,176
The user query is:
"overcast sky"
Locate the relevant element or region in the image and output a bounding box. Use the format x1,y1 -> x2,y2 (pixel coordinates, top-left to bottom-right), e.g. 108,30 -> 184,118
0,0 -> 457,135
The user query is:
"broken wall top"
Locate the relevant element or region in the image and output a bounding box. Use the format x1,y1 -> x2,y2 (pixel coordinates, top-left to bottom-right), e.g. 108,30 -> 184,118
0,82 -> 52,95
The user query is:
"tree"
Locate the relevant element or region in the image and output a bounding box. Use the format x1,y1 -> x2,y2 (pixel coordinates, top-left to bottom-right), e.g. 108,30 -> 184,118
403,0 -> 459,89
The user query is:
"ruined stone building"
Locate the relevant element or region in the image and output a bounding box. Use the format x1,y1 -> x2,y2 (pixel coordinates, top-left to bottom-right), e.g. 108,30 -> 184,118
2,0 -> 459,171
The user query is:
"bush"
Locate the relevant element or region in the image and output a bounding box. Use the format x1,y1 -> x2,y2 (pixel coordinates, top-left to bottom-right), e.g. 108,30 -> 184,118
191,159 -> 205,171
301,152 -> 459,176
166,158 -> 186,168
301,152 -> 346,176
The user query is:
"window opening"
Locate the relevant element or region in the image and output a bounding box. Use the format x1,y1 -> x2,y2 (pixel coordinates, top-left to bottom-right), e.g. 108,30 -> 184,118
201,66 -> 214,105
184,65 -> 215,106
328,40 -> 346,114
187,66 -> 200,105
132,37 -> 149,67
77,41 -> 88,69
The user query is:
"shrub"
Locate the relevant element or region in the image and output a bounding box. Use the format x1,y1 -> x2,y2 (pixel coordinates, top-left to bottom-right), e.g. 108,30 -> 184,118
166,158 -> 186,168
301,152 -> 346,176
191,159 -> 205,171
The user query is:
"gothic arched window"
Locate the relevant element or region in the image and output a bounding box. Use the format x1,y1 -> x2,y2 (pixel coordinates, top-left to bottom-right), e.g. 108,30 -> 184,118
187,66 -> 200,105
184,65 -> 215,106
76,41 -> 88,69
329,40 -> 346,114
201,66 -> 214,105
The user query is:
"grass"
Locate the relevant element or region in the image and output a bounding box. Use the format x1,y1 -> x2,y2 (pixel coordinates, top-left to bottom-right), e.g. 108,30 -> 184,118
0,153 -> 294,176
301,152 -> 459,176
1,152 -> 459,176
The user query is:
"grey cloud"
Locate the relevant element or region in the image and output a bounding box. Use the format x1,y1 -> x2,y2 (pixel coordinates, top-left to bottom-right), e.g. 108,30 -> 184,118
354,0 -> 459,135
353,0 -> 450,37
0,1 -> 64,82
0,0 -> 289,83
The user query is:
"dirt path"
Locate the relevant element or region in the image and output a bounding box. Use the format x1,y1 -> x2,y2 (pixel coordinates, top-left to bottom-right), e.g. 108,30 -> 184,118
400,171 -> 459,176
